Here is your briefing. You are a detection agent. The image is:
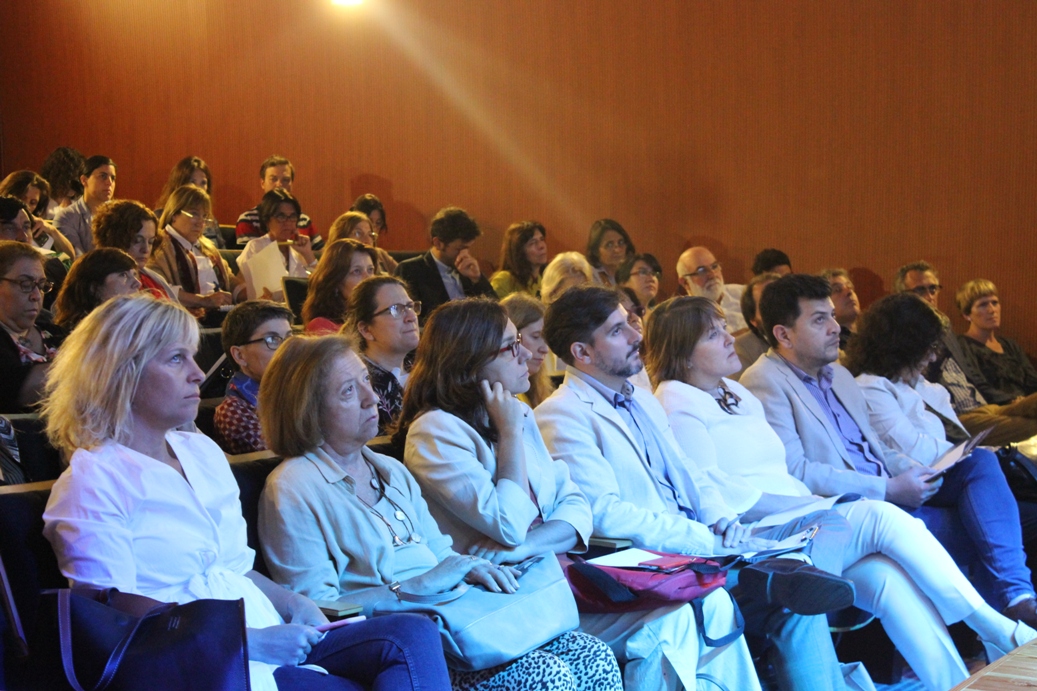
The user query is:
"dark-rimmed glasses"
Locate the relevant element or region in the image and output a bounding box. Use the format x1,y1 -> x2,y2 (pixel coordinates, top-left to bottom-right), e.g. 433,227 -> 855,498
682,262 -> 722,281
0,277 -> 53,294
371,301 -> 422,319
242,332 -> 293,351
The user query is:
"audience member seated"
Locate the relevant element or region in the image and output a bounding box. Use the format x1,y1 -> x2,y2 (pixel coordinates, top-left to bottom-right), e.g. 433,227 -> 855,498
52,248 -> 141,331
585,218 -> 634,287
302,239 -> 377,334
501,293 -> 553,407
214,300 -> 294,454
490,220 -> 548,299
256,334 -> 622,691
240,190 -> 318,299
53,155 -> 116,255
896,262 -> 1037,446
741,274 -> 1037,629
540,251 -> 594,306
92,199 -> 175,300
956,278 -> 1037,405
41,294 -> 449,691
343,275 -> 419,435
0,241 -> 65,414
235,155 -> 322,249
616,252 -> 661,309
155,156 -> 223,248
647,295 -> 1037,684
819,268 -> 860,350
351,193 -> 388,239
328,210 -> 396,273
751,248 -> 793,276
395,207 -> 496,324
39,146 -> 85,220
149,184 -> 243,315
0,195 -> 69,308
536,285 -> 862,691
734,272 -> 781,378
616,287 -> 653,390
676,246 -> 746,334
0,170 -> 76,258
0,415 -> 28,485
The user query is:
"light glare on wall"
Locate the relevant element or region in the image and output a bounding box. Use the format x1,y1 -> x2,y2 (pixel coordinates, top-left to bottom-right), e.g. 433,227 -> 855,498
332,0 -> 363,5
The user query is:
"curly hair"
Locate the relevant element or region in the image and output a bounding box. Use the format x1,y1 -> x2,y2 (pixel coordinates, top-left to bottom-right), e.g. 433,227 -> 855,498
392,298 -> 508,447
92,200 -> 159,251
40,147 -> 85,203
843,292 -> 944,380
301,239 -> 378,324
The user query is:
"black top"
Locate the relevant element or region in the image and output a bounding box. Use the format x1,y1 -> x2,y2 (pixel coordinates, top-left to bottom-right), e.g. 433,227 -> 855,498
0,318 -> 67,414
957,333 -> 1037,404
394,251 -> 496,324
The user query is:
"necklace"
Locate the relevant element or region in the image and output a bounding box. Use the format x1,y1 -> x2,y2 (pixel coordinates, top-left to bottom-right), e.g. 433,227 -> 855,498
353,460 -> 422,547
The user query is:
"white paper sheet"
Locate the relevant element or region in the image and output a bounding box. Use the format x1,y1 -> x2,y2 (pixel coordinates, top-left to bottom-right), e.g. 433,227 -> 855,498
239,241 -> 287,300
753,495 -> 841,528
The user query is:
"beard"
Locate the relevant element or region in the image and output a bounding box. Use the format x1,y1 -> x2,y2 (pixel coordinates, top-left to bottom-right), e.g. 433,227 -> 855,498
593,346 -> 644,379
687,279 -> 724,303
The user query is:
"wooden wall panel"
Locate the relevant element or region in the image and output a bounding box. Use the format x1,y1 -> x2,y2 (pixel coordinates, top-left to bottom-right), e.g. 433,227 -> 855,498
2,1 -> 1036,350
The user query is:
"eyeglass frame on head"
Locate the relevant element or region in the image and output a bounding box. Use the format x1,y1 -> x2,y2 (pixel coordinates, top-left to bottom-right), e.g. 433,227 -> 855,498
371,301 -> 422,319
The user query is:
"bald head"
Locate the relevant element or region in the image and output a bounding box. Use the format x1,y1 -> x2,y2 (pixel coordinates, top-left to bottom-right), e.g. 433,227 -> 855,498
677,246 -> 724,302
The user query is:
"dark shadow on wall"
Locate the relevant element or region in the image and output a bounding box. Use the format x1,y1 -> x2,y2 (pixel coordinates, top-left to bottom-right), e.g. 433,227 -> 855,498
350,174 -> 428,251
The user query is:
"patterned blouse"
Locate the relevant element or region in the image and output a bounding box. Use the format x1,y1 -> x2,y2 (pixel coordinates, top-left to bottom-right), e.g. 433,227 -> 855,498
363,356 -> 409,436
213,373 -> 265,454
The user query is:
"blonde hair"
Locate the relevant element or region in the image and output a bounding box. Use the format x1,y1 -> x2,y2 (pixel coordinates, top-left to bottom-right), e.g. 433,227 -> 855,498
541,252 -> 594,306
259,334 -> 356,457
41,294 -> 199,456
157,184 -> 211,232
956,279 -> 998,317
501,292 -> 553,407
328,211 -> 373,244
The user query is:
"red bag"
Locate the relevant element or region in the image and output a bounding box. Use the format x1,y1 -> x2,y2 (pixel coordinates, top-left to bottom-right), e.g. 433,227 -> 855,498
559,550 -> 735,614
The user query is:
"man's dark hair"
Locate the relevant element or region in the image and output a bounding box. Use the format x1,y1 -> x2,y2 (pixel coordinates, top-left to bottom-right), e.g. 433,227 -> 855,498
741,271 -> 783,340
0,195 -> 30,224
758,274 -> 832,348
751,248 -> 792,276
844,293 -> 944,380
221,300 -> 295,362
544,286 -> 621,366
429,207 -> 480,244
83,155 -> 115,178
259,155 -> 294,181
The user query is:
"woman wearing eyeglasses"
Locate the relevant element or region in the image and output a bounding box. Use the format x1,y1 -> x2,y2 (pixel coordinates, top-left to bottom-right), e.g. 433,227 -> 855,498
343,276 -> 420,435
585,219 -> 635,287
328,211 -> 397,274
617,253 -> 661,310
239,190 -> 318,301
214,300 -> 296,454
302,239 -> 379,335
0,241 -> 65,414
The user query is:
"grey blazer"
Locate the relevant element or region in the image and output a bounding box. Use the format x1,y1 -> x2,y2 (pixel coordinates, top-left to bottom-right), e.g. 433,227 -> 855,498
740,351 -> 921,500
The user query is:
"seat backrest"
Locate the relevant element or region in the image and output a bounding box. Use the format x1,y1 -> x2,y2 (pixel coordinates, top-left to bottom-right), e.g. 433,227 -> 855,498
227,451 -> 282,577
281,276 -> 310,324
6,416 -> 62,484
218,249 -> 242,275
219,225 -> 237,250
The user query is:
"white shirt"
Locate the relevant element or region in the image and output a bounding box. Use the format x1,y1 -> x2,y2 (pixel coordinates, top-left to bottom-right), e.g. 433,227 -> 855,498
654,378 -> 811,503
720,284 -> 747,333
166,225 -> 220,294
239,234 -> 311,278
43,432 -> 281,690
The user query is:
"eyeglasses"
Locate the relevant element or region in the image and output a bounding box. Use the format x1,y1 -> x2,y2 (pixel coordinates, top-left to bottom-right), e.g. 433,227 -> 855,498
602,238 -> 627,252
242,332 -> 293,351
178,209 -> 214,224
910,284 -> 942,297
627,305 -> 647,319
497,333 -> 523,359
272,213 -> 301,224
352,228 -> 378,241
371,301 -> 421,319
682,262 -> 722,280
631,269 -> 660,279
0,277 -> 54,294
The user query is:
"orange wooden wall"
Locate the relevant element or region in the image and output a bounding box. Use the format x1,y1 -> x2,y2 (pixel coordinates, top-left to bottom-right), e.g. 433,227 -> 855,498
2,1 -> 1036,349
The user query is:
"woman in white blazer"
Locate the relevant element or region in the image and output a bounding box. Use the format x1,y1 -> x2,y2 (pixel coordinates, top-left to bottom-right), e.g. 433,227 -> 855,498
396,298 -> 758,691
645,295 -> 1037,688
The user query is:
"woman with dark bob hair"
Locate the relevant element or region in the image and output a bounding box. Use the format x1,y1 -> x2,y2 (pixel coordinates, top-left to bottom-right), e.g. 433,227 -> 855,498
616,253 -> 662,309
52,248 -> 141,330
351,193 -> 388,236
239,189 -> 317,296
302,238 -> 378,334
92,199 -> 174,299
257,331 -> 619,690
490,221 -> 548,299
648,295 -> 1037,687
42,295 -> 450,691
585,218 -> 635,287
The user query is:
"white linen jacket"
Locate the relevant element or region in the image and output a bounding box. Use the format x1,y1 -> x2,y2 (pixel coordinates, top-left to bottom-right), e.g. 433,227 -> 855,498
534,371 -> 733,556
740,351 -> 921,500
405,406 -> 593,554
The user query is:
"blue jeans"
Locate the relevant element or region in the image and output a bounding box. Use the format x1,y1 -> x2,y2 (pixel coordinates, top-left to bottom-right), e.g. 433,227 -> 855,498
910,448 -> 1035,611
274,614 -> 452,691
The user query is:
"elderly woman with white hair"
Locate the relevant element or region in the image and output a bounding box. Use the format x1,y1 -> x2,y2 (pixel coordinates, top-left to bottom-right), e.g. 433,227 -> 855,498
40,294 -> 451,691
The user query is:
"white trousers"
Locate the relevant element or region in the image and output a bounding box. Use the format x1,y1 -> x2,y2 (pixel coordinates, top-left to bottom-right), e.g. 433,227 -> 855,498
837,499 -> 981,691
580,590 -> 760,691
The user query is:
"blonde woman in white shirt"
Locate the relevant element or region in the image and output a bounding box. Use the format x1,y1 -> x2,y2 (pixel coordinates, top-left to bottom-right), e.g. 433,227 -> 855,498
40,294 -> 450,691
645,295 -> 1037,689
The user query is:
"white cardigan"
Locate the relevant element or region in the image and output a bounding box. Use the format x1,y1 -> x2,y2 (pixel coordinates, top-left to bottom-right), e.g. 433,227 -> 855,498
404,406 -> 593,554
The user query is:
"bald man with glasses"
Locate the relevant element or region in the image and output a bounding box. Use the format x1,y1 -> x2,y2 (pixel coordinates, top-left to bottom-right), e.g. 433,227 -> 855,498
676,246 -> 747,334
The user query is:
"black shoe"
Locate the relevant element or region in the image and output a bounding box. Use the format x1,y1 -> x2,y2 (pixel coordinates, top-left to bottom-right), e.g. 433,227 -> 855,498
739,559 -> 855,615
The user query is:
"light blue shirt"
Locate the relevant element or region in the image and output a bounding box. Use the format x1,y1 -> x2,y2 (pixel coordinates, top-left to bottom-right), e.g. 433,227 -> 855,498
432,255 -> 465,301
